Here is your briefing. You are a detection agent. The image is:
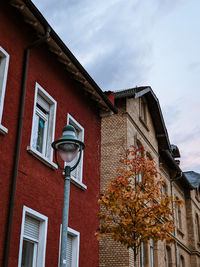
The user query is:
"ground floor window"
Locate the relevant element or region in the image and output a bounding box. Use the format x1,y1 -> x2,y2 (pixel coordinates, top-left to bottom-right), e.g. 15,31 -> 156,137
59,226 -> 80,267
18,206 -> 48,267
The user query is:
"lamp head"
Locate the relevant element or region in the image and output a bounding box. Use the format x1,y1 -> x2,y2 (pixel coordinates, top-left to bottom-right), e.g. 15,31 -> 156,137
52,125 -> 85,163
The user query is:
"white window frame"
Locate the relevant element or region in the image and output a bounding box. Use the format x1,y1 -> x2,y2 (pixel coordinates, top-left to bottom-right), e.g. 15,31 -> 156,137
27,83 -> 57,169
18,206 -> 48,267
150,239 -> 154,267
67,113 -> 87,190
0,46 -> 9,134
140,242 -> 144,267
58,226 -> 80,267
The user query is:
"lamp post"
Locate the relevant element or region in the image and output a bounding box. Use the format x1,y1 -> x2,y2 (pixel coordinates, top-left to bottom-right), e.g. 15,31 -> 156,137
52,125 -> 85,267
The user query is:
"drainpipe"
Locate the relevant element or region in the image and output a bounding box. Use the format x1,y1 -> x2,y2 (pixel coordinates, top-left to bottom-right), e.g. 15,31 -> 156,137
3,27 -> 51,267
170,172 -> 182,267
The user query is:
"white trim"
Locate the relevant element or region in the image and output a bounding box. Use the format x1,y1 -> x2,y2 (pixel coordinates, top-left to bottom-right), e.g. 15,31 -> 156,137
0,123 -> 8,135
18,206 -> 48,267
67,113 -> 84,184
150,239 -> 154,267
30,83 -> 57,163
58,226 -> 80,267
0,46 -> 9,132
27,146 -> 58,170
71,176 -> 87,190
67,114 -> 84,141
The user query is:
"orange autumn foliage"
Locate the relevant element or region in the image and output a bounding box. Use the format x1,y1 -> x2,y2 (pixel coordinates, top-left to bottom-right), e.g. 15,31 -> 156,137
97,146 -> 182,254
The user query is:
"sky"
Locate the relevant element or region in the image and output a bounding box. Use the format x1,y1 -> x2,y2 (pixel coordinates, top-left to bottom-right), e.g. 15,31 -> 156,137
32,0 -> 200,172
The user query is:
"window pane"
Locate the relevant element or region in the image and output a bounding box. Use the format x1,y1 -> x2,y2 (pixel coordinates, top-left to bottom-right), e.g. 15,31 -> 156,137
36,116 -> 45,153
21,240 -> 35,267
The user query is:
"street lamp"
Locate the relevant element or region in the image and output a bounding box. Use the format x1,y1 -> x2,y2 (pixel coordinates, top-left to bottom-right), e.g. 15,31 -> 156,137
52,125 -> 85,267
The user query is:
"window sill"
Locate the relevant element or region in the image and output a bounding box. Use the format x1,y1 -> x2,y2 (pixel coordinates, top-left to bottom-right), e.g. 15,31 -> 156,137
0,124 -> 8,135
27,146 -> 58,170
139,117 -> 149,131
71,176 -> 87,190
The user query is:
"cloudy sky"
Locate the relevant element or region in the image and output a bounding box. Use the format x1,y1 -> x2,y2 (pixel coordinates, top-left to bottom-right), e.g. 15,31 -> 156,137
32,0 -> 200,172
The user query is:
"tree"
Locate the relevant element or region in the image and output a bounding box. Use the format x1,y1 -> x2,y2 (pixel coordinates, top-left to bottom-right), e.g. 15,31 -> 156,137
97,146 -> 181,267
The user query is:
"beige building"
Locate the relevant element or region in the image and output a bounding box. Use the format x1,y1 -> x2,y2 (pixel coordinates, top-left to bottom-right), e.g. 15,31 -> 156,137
100,87 -> 200,267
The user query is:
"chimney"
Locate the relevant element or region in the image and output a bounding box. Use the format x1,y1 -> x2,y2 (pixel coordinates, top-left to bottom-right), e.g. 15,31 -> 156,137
104,91 -> 115,105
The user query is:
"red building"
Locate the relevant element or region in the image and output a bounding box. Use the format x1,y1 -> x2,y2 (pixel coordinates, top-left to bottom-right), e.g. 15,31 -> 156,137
0,1 -> 116,266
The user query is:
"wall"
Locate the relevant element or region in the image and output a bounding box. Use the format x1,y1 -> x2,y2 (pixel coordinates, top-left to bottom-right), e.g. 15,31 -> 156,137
100,93 -> 200,266
0,2 -> 101,266
100,98 -> 130,267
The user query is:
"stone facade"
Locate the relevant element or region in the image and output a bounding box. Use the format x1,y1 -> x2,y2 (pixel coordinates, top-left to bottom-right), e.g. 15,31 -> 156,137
100,87 -> 200,267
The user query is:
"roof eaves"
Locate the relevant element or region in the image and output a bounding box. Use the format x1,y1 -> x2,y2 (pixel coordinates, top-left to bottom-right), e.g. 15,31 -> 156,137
9,0 -> 117,114
115,86 -> 170,150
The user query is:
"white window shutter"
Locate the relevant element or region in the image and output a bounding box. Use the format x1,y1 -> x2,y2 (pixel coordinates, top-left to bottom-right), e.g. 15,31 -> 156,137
37,94 -> 50,112
24,215 -> 40,241
67,235 -> 73,267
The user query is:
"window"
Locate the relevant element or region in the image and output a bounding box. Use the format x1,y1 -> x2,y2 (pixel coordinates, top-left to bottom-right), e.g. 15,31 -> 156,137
140,242 -> 144,267
136,140 -> 144,182
146,152 -> 152,160
175,197 -> 182,229
58,226 -> 80,267
195,214 -> 200,243
161,183 -> 167,196
180,255 -> 184,267
166,246 -> 172,267
67,114 -> 86,189
0,46 -> 9,134
18,206 -> 48,267
28,83 -> 57,169
150,239 -> 154,267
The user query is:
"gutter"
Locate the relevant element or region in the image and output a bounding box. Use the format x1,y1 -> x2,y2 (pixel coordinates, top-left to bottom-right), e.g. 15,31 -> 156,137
3,27 -> 51,267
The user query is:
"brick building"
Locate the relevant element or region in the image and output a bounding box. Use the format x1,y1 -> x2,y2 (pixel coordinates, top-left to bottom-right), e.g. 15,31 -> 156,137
100,87 -> 200,267
0,1 -> 116,266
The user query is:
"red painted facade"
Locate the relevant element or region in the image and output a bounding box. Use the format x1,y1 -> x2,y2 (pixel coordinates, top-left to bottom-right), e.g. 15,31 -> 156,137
0,2 -> 112,266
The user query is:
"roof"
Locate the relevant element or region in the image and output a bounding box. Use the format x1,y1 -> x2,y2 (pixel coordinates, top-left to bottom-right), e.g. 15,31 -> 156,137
9,0 -> 117,114
160,150 -> 194,189
115,86 -> 170,151
115,87 -> 199,190
184,171 -> 200,189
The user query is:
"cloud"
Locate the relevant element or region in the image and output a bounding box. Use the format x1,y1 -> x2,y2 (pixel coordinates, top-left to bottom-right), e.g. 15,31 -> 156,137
187,61 -> 200,71
32,0 -> 186,92
32,0 -> 200,172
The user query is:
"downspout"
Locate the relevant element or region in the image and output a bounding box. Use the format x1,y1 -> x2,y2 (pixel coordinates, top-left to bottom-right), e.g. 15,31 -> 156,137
170,172 -> 182,267
3,27 -> 51,267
